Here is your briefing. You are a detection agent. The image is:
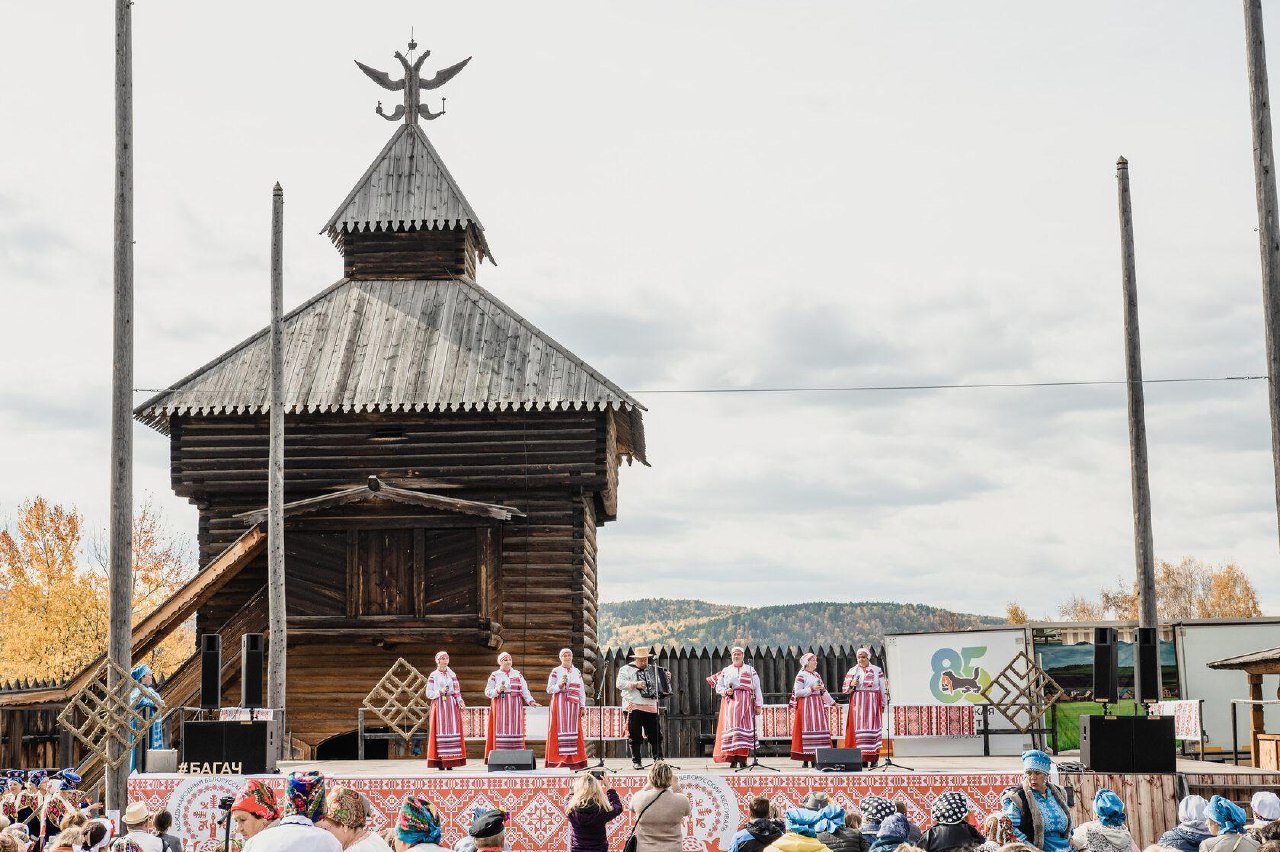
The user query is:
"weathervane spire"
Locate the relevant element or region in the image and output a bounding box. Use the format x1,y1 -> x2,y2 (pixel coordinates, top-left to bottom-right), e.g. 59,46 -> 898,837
355,38 -> 471,125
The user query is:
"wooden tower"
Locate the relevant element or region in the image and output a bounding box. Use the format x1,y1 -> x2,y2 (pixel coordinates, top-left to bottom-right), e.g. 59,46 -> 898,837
123,51 -> 647,757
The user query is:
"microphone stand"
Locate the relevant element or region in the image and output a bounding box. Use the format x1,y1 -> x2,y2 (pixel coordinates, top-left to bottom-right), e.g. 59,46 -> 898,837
579,660 -> 616,774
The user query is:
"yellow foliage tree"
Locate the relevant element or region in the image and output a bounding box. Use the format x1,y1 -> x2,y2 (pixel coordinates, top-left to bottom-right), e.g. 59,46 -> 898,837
1197,563 -> 1262,618
1092,559 -> 1262,621
1005,602 -> 1028,624
0,497 -> 196,684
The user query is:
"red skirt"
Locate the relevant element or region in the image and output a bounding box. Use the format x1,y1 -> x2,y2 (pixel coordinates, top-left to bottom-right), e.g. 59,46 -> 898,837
426,697 -> 466,769
790,694 -> 831,762
545,691 -> 586,769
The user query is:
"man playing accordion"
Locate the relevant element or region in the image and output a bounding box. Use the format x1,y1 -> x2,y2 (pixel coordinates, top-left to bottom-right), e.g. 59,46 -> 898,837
615,647 -> 668,770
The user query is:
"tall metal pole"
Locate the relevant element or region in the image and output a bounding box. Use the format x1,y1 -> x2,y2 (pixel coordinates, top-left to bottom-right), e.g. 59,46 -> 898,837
1244,0 -> 1280,554
1116,157 -> 1157,637
107,0 -> 135,811
266,183 -> 287,754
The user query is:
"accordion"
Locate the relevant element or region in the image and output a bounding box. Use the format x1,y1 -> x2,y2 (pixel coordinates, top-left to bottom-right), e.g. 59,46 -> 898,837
637,665 -> 672,699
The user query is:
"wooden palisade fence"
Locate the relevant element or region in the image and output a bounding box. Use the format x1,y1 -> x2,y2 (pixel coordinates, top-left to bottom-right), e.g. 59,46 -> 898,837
597,645 -> 886,758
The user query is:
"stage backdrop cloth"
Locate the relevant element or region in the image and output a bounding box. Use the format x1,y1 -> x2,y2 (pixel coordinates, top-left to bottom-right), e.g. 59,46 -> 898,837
129,770 -> 1020,852
1151,700 -> 1201,741
892,705 -> 977,737
458,706 -> 628,741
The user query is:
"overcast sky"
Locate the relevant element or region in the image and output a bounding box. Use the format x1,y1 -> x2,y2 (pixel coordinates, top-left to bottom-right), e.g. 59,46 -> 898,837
3,2 -> 1279,617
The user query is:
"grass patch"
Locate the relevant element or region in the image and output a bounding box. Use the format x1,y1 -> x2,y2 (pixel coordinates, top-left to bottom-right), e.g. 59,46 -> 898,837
1052,700 -> 1140,750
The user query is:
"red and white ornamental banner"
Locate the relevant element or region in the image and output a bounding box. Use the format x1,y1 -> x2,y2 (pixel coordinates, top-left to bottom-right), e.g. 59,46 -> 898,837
130,770 -> 1020,852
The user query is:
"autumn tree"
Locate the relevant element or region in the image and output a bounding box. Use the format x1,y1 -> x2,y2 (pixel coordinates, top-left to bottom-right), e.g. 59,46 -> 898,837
1197,563 -> 1262,618
1005,602 -> 1028,624
1092,559 -> 1261,621
0,497 -> 196,684
1057,595 -> 1104,621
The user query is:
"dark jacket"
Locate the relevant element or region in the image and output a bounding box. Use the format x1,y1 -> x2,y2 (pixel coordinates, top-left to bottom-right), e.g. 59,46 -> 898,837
1157,826 -> 1212,852
158,832 -> 184,852
868,838 -> 904,852
921,823 -> 985,852
733,819 -> 787,852
818,827 -> 869,852
568,789 -> 624,852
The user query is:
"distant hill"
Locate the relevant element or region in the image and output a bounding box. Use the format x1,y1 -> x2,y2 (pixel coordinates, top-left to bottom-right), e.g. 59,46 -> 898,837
598,598 -> 1005,651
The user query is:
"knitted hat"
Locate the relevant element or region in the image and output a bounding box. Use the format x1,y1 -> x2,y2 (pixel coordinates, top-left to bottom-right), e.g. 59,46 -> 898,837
231,779 -> 280,821
1093,789 -> 1126,827
932,792 -> 970,826
1020,749 -> 1052,774
879,814 -> 910,842
284,771 -> 326,821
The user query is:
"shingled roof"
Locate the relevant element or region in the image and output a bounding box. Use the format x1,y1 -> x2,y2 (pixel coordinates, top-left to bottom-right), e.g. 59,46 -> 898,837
133,277 -> 646,459
323,123 -> 493,263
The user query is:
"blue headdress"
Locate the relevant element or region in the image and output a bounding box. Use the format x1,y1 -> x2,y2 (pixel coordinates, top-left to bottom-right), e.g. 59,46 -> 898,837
1093,789 -> 1126,827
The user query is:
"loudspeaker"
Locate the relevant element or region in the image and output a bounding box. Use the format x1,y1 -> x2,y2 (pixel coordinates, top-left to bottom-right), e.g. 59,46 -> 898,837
200,634 -> 222,710
181,720 -> 276,774
1080,715 -> 1134,772
1136,627 -> 1161,705
1092,627 -> 1119,703
487,749 -> 536,771
815,747 -> 862,772
1132,715 -> 1176,772
241,634 -> 264,709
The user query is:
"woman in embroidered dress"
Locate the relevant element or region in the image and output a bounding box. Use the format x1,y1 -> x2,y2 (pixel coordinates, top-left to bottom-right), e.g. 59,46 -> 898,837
712,647 -> 764,769
38,781 -> 72,849
424,652 -> 466,771
546,648 -> 588,770
16,771 -> 44,830
0,773 -> 21,825
1000,750 -> 1073,852
483,652 -> 539,760
790,653 -> 834,768
842,648 -> 888,768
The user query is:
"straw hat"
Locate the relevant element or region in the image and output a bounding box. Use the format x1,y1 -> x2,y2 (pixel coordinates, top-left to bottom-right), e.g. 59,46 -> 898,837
122,801 -> 151,825
629,648 -> 652,660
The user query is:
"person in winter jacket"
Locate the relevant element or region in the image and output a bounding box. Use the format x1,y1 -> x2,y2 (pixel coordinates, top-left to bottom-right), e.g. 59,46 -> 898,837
732,797 -> 785,852
766,808 -> 832,852
921,793 -> 983,852
868,815 -> 911,852
1203,796 -> 1262,852
1156,796 -> 1212,852
784,794 -> 865,852
894,804 -> 923,846
1070,789 -> 1137,852
565,774 -> 623,852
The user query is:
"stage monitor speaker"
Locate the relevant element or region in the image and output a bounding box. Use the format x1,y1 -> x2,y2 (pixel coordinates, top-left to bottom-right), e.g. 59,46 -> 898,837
815,747 -> 862,772
181,719 -> 276,774
1080,715 -> 1134,772
1132,714 -> 1176,772
200,634 -> 221,710
1092,627 -> 1119,703
241,634 -> 264,709
1136,627 -> 1161,705
487,749 -> 536,771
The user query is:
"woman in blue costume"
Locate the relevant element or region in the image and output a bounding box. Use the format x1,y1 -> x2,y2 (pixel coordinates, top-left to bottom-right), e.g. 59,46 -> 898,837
129,664 -> 164,771
1001,750 -> 1073,852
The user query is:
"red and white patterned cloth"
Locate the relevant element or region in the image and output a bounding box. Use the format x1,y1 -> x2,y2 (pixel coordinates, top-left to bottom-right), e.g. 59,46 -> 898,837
760,704 -> 843,740
582,706 -> 628,740
1152,700 -> 1201,741
891,705 -> 978,737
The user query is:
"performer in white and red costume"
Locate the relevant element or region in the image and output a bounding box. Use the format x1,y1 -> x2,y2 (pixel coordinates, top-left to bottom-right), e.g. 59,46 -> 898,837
545,647 -> 588,770
842,646 -> 888,767
712,646 -> 764,768
790,652 -> 835,767
424,650 -> 466,770
484,651 -> 539,758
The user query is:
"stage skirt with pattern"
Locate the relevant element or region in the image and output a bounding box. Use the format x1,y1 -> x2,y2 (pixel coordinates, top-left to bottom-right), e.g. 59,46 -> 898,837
546,682 -> 587,769
715,687 -> 759,762
485,692 -> 528,757
843,664 -> 887,762
790,693 -> 832,761
427,695 -> 466,769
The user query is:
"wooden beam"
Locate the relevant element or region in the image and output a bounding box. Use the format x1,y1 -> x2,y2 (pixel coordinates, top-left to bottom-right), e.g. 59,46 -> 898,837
267,182 -> 288,756
234,479 -> 523,525
1250,672 -> 1266,765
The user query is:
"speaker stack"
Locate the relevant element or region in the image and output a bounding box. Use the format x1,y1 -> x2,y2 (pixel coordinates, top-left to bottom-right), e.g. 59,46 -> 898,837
242,634 -> 265,709
1080,714 -> 1175,773
1135,627 -> 1161,705
200,634 -> 221,710
1092,627 -> 1119,703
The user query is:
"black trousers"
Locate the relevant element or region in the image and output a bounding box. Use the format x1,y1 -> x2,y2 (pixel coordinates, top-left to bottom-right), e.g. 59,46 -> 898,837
627,709 -> 662,760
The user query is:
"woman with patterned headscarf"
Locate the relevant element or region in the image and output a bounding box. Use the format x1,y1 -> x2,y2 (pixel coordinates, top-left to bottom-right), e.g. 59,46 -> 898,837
921,792 -> 982,852
790,653 -> 834,768
1202,796 -> 1261,852
484,651 -> 539,761
1069,789 -> 1136,852
975,813 -> 1015,852
242,772 -> 340,852
317,786 -> 390,852
231,780 -> 281,842
1156,796 -> 1212,852
424,652 -> 466,771
392,796 -> 447,852
1000,750 -> 1072,852
841,648 -> 888,768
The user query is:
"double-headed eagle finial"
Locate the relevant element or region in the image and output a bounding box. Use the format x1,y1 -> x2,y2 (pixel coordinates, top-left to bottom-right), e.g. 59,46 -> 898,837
355,40 -> 471,125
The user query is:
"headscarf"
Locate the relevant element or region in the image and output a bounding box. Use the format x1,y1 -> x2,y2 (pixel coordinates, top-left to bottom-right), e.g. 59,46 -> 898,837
932,792 -> 970,826
857,648 -> 872,659
799,653 -> 816,668
861,796 -> 896,825
55,770 -> 79,790
1092,789 -> 1125,827
396,795 -> 442,845
284,771 -> 325,821
1207,795 -> 1248,835
986,814 -> 1015,844
1252,792 -> 1280,823
731,646 -> 745,655
497,652 -> 512,664
231,779 -> 280,821
434,651 -> 449,663
130,664 -> 152,682
110,840 -> 143,852
1178,795 -> 1209,833
323,786 -> 367,830
1020,749 -> 1052,775
879,814 -> 910,842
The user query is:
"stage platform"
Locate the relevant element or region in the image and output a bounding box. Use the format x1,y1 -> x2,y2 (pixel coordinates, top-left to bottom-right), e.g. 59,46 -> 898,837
129,755 -> 1280,852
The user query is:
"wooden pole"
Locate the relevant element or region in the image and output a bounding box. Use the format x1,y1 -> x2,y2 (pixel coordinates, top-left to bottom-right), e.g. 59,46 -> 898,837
266,183 -> 287,755
1116,158 -> 1158,639
1243,0 -> 1280,555
106,0 -> 134,812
